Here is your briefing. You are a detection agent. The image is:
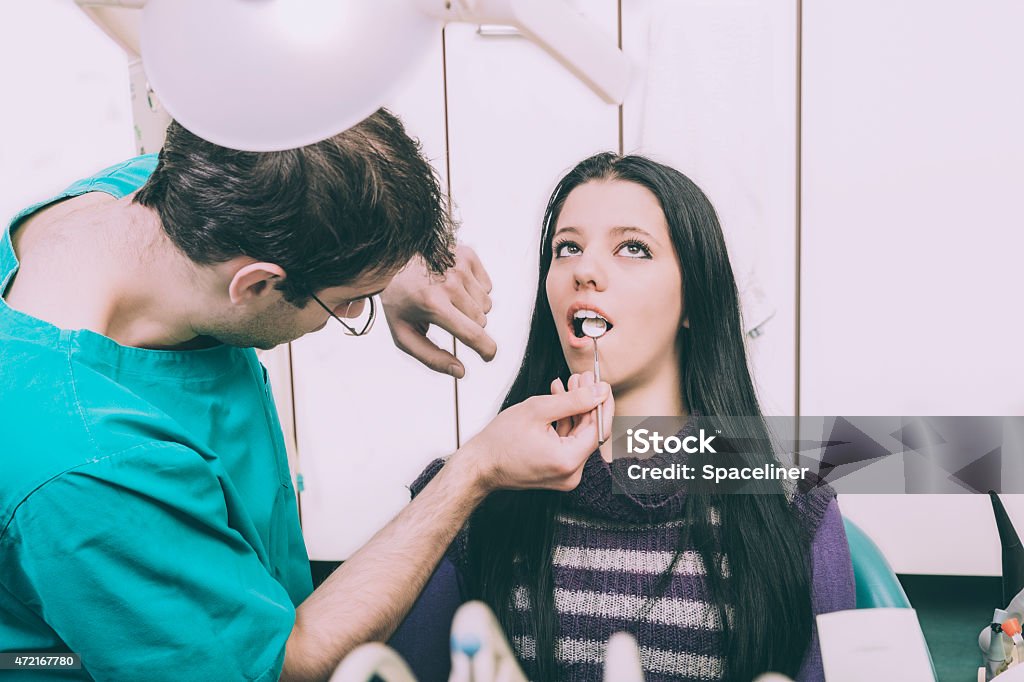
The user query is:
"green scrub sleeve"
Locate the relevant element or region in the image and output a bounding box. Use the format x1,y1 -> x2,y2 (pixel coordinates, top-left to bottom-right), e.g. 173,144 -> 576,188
0,442 -> 296,681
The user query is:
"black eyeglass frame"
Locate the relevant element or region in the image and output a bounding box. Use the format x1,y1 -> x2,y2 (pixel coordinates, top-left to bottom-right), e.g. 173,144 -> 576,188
310,293 -> 377,336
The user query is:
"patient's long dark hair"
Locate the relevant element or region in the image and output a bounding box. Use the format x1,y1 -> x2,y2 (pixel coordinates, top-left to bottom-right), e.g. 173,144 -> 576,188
464,153 -> 814,681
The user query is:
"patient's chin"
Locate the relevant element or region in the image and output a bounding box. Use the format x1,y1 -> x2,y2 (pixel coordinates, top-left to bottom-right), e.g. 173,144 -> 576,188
560,359 -> 621,390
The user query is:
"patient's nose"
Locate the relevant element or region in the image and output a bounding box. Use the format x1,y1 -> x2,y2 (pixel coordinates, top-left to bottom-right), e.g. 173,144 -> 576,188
573,255 -> 607,291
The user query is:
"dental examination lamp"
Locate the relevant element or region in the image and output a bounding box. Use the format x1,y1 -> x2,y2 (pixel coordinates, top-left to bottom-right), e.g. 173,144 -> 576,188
74,0 -> 631,151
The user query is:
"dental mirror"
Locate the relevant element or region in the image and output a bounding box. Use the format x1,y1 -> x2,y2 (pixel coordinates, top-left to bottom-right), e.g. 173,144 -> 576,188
581,317 -> 607,339
571,316 -> 609,445
571,317 -> 608,339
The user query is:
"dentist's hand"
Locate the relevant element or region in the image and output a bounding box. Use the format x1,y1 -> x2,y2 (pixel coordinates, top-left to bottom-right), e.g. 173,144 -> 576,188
458,378 -> 614,494
549,371 -> 616,438
380,245 -> 496,378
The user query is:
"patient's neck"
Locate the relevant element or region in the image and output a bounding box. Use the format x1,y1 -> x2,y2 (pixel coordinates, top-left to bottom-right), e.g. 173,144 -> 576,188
597,368 -> 687,463
614,366 -> 687,418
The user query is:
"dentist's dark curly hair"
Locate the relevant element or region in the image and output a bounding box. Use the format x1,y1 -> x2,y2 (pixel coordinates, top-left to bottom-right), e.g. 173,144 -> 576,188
464,153 -> 814,681
134,109 -> 455,306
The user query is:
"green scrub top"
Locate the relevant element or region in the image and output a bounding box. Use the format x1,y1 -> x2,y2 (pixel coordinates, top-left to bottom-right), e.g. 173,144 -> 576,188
0,157 -> 313,681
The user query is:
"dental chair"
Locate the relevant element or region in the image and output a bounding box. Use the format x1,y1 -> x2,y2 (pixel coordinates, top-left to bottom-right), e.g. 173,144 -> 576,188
842,517 -> 912,609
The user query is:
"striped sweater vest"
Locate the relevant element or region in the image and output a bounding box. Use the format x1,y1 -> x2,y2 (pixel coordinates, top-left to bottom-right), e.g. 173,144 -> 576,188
413,428 -> 834,681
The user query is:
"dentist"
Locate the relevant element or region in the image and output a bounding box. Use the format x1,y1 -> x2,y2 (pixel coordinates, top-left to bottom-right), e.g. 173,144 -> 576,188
0,110 -> 611,681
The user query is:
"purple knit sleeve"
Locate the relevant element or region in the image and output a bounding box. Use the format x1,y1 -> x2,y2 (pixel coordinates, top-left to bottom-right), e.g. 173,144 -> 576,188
388,558 -> 464,682
409,458 -> 470,570
390,460 -> 471,680
795,497 -> 856,682
410,458 -> 447,497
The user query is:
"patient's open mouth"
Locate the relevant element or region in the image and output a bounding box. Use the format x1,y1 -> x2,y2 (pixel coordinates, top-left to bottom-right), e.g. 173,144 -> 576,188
571,309 -> 614,339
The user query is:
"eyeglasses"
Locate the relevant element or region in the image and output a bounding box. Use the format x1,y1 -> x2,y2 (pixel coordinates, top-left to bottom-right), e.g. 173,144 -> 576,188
310,293 -> 377,337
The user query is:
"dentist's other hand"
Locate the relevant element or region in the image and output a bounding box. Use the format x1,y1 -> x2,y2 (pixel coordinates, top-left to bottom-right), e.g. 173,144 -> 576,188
380,245 -> 496,378
458,379 -> 613,494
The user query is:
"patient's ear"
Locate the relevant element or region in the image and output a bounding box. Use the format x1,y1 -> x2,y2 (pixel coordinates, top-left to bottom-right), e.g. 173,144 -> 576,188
228,262 -> 287,305
682,316 -> 690,329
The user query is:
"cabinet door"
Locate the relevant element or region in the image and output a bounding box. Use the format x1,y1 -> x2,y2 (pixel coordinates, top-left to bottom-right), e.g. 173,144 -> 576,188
621,0 -> 799,416
444,1 -> 621,443
801,0 -> 1024,575
290,35 -> 457,561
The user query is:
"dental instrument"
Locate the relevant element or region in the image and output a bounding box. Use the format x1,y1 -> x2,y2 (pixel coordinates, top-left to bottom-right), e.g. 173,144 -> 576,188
603,632 -> 645,682
572,315 -> 608,446
978,493 -> 1024,678
448,601 -> 528,682
328,642 -> 416,682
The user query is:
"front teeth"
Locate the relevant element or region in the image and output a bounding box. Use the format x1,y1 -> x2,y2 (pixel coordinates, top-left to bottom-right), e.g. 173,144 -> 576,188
573,310 -> 605,321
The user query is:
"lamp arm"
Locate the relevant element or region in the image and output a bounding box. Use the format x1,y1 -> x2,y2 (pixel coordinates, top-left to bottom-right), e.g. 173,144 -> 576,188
75,0 -> 145,57
416,0 -> 632,104
75,0 -> 145,6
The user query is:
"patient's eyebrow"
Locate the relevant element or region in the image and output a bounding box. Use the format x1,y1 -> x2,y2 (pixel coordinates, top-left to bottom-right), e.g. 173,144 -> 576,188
553,225 -> 664,247
610,225 -> 659,240
552,226 -> 582,238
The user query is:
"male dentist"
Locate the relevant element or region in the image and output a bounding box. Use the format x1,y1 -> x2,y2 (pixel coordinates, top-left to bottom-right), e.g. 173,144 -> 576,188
0,110 -> 611,681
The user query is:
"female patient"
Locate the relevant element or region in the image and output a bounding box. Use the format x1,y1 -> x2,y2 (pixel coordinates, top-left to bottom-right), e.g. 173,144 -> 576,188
392,153 -> 854,682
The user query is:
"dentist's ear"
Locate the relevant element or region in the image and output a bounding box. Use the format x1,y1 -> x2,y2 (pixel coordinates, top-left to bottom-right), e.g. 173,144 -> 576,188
228,262 -> 287,305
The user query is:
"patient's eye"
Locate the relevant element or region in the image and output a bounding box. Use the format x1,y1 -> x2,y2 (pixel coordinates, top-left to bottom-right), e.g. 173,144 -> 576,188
616,239 -> 652,259
553,240 -> 582,258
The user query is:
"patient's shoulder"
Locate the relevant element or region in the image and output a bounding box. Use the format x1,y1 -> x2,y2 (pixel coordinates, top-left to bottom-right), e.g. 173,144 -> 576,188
409,456 -> 477,573
791,477 -> 839,541
409,457 -> 448,499
408,458 -> 472,571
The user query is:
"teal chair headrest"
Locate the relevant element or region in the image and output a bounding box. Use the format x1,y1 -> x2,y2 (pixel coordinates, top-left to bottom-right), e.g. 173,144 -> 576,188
842,517 -> 912,609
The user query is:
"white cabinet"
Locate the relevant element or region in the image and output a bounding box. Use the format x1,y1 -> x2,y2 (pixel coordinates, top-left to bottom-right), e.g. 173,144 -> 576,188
800,0 -> 1024,575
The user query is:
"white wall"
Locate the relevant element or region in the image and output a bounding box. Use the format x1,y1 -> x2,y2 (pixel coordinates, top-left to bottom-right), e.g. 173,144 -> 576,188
0,1 -> 135,226
801,0 -> 1024,576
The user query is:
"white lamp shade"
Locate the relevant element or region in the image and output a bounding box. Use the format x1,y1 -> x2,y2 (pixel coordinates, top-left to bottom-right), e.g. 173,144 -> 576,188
140,0 -> 440,151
